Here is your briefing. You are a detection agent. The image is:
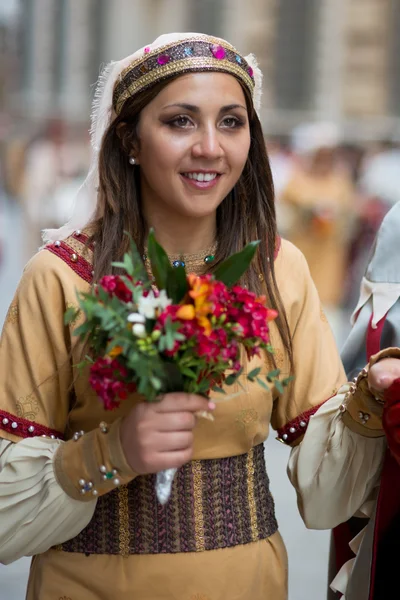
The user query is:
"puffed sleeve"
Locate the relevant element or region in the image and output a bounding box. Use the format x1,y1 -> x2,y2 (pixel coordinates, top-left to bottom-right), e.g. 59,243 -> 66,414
0,437 -> 96,564
274,241 -> 389,528
0,249 -> 138,562
0,250 -> 74,441
270,240 -> 346,439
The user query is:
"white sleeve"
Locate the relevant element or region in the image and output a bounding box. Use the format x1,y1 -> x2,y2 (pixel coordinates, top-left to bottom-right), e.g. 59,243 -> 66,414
287,385 -> 386,529
0,437 -> 97,565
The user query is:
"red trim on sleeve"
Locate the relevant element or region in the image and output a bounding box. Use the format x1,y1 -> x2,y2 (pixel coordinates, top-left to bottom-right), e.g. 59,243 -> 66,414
45,241 -> 93,284
276,401 -> 325,445
0,409 -> 64,440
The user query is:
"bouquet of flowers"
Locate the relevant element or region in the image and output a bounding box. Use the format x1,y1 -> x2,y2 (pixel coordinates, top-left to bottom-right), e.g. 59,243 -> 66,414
65,231 -> 290,503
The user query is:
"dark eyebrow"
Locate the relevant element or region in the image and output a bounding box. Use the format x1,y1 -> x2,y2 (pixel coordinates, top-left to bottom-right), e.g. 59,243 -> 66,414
162,103 -> 247,113
163,103 -> 200,113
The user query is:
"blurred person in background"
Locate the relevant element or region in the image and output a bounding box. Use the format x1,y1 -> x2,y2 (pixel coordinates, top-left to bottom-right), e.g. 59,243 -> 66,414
265,134 -> 295,200
19,118 -> 90,261
279,122 -> 356,340
341,138 -> 400,312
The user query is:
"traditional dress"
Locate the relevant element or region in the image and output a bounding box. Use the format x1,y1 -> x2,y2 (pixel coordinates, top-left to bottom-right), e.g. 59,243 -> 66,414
0,229 -> 344,599
329,201 -> 400,600
0,32 -> 391,600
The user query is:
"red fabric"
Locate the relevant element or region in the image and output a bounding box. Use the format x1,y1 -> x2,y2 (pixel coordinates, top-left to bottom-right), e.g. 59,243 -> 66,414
277,401 -> 325,445
382,378 -> 400,463
45,241 -> 93,284
366,322 -> 400,599
0,408 -> 63,440
366,314 -> 387,362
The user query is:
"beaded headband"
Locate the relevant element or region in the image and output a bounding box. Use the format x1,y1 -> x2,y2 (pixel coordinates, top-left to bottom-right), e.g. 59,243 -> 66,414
113,36 -> 256,115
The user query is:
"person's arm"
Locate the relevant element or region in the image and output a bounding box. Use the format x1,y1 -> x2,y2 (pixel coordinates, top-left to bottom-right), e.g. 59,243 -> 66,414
287,350 -> 400,530
271,242 -> 386,529
0,436 -> 95,564
0,252 -> 133,562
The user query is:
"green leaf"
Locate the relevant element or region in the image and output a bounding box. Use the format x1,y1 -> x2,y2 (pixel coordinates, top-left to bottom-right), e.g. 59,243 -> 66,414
225,372 -> 240,386
150,376 -> 162,391
147,228 -> 173,290
248,367 -> 261,380
266,368 -> 281,382
275,381 -> 284,395
128,233 -> 150,283
256,377 -> 270,391
64,306 -> 80,325
166,264 -> 188,304
213,241 -> 260,287
181,367 -> 197,379
212,386 -> 226,394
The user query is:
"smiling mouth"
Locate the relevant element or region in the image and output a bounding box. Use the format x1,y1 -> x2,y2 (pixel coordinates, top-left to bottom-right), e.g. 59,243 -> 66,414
182,172 -> 220,182
180,171 -> 222,189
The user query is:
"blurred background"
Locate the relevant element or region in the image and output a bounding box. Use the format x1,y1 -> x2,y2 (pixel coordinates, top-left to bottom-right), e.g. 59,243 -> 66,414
0,1 -> 399,599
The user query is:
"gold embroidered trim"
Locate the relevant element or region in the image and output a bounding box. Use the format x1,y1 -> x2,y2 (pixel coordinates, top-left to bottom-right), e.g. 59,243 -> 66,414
66,237 -> 94,264
119,35 -> 239,80
116,57 -> 254,115
246,447 -> 258,543
118,485 -> 130,556
192,460 -> 206,552
6,303 -> 18,325
15,393 -> 39,420
235,408 -> 258,430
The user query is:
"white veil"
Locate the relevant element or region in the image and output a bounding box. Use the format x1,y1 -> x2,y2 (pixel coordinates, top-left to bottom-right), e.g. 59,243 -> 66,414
42,33 -> 263,244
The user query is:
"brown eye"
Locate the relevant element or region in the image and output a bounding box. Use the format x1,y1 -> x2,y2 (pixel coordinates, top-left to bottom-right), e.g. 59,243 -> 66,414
220,116 -> 244,129
169,116 -> 193,128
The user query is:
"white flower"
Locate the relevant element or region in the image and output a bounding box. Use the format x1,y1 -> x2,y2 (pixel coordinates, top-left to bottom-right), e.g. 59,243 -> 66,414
132,323 -> 146,338
137,290 -> 172,319
127,312 -> 146,324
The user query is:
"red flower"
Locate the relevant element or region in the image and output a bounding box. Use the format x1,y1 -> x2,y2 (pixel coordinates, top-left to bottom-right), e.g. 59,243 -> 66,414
89,356 -> 136,410
99,275 -> 133,303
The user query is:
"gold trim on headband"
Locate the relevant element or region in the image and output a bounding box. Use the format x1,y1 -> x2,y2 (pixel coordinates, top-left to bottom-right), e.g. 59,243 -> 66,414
113,37 -> 255,115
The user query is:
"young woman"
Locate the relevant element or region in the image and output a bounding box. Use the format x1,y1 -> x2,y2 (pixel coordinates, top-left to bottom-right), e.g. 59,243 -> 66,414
0,32 -> 398,600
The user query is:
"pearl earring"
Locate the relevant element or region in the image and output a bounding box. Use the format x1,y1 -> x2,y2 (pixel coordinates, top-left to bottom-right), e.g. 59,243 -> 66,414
129,156 -> 136,165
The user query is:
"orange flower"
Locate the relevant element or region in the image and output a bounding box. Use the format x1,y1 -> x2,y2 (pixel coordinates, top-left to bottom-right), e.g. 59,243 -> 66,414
176,275 -> 214,335
108,345 -> 123,358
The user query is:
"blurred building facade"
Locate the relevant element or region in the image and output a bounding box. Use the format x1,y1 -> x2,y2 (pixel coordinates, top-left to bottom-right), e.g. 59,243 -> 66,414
3,0 -> 400,140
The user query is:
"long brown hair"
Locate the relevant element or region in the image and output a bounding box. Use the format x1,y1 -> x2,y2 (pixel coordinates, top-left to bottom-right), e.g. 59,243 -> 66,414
91,75 -> 293,370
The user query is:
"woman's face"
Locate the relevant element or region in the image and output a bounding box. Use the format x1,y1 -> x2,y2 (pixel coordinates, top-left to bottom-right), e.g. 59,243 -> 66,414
135,72 -> 251,220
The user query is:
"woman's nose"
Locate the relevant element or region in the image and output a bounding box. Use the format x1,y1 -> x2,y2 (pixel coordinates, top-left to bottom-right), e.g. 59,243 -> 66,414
191,126 -> 223,160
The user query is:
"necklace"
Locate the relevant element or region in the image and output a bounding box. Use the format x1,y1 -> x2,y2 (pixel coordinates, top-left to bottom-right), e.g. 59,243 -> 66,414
143,243 -> 217,276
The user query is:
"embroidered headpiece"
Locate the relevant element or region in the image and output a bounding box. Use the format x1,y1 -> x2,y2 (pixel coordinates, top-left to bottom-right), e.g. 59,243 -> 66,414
42,33 -> 263,245
113,35 -> 259,115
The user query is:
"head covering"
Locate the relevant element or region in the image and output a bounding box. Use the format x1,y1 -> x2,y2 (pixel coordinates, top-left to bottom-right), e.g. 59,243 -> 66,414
291,121 -> 340,155
42,32 -> 262,244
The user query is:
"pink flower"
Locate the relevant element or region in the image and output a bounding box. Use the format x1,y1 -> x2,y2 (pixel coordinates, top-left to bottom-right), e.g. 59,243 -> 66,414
144,46 -> 151,54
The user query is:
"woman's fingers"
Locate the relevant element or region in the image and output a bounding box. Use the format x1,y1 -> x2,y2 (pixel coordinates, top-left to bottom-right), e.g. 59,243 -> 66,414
368,358 -> 400,392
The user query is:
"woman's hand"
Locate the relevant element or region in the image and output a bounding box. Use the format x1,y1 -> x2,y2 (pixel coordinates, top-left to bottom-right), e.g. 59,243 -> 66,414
368,358 -> 400,394
120,393 -> 214,475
